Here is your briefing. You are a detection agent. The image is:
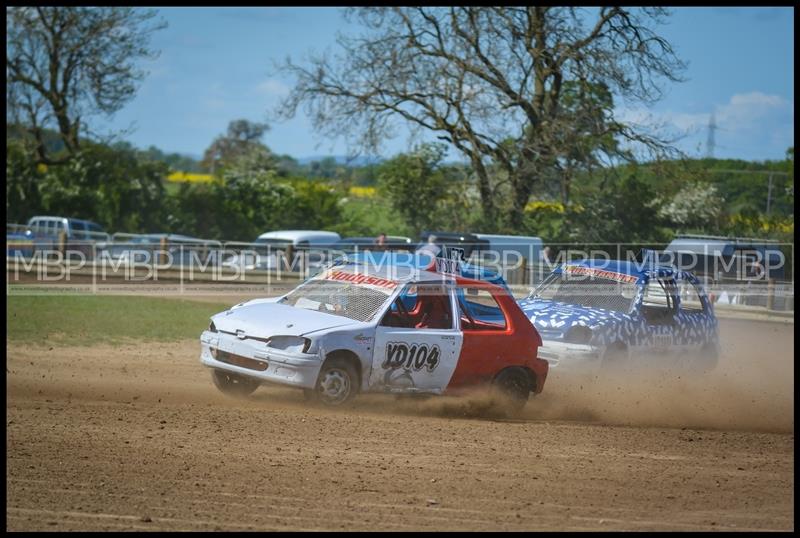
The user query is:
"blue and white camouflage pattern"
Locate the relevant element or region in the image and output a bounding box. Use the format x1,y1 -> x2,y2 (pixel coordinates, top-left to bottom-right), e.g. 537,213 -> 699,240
517,259 -> 719,369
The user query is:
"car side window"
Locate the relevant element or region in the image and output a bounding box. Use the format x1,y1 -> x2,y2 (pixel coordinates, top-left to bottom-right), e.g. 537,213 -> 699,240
380,284 -> 453,330
72,221 -> 86,239
677,278 -> 705,313
457,286 -> 507,331
641,278 -> 678,325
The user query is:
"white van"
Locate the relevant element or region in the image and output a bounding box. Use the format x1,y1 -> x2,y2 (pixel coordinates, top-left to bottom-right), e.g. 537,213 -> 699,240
255,230 -> 341,250
224,230 -> 341,271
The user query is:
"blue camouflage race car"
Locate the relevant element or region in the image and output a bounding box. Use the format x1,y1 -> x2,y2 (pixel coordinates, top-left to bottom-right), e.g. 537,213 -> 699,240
517,259 -> 719,371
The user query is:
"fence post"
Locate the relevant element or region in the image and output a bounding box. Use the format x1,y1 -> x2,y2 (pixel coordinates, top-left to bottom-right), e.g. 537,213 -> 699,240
520,257 -> 528,288
285,244 -> 295,275
766,278 -> 775,311
159,236 -> 167,266
58,231 -> 67,257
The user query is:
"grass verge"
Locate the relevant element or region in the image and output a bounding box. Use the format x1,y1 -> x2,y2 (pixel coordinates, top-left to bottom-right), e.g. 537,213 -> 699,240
7,295 -> 233,346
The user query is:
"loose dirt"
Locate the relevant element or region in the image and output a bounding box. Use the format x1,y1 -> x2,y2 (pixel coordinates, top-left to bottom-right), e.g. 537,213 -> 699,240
6,318 -> 794,531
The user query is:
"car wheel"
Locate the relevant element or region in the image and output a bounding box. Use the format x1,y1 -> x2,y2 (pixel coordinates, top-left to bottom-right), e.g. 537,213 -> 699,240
696,342 -> 720,372
601,342 -> 628,371
211,369 -> 260,397
309,358 -> 358,406
492,367 -> 531,415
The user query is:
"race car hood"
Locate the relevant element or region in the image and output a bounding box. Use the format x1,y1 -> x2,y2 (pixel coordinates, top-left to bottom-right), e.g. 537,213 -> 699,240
517,298 -> 627,335
212,302 -> 360,338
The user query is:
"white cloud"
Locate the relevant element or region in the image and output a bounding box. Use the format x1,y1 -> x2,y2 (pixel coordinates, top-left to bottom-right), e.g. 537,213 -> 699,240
614,91 -> 794,159
255,79 -> 290,97
715,91 -> 791,130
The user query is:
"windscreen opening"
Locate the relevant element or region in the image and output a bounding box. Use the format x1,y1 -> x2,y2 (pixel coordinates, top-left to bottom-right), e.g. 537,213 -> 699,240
532,271 -> 637,313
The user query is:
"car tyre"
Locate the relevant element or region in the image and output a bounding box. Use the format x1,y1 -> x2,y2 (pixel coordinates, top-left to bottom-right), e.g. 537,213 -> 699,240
211,369 -> 260,398
696,342 -> 720,372
601,342 -> 628,372
492,367 -> 531,415
309,357 -> 359,406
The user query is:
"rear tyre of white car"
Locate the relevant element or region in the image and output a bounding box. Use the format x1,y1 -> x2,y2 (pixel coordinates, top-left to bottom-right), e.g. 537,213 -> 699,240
308,358 -> 358,406
211,369 -> 260,398
492,367 -> 530,416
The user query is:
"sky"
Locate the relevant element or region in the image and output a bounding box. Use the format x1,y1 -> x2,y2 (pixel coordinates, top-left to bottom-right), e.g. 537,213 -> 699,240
97,7 -> 794,163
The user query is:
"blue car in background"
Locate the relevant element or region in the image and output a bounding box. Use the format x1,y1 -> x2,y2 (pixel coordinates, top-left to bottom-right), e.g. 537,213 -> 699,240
517,259 -> 719,371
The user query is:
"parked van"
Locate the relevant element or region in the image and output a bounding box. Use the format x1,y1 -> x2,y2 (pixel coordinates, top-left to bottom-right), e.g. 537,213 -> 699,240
662,234 -> 786,281
224,230 -> 341,271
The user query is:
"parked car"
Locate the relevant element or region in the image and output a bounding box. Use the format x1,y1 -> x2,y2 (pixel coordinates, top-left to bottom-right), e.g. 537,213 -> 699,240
104,233 -> 220,266
223,230 -> 341,271
200,262 -> 548,412
517,259 -> 720,371
10,216 -> 108,259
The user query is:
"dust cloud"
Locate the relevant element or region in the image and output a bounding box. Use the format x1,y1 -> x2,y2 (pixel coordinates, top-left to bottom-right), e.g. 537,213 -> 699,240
349,318 -> 794,433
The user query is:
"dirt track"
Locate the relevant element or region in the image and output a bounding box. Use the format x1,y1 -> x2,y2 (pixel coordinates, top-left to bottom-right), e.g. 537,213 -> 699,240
6,318 -> 794,531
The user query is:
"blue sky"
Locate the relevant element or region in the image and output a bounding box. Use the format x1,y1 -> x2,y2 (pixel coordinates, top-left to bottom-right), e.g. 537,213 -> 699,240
99,7 -> 794,162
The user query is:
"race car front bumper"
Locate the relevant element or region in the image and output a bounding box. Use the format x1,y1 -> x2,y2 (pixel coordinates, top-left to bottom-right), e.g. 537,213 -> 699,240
199,330 -> 322,389
537,340 -> 603,369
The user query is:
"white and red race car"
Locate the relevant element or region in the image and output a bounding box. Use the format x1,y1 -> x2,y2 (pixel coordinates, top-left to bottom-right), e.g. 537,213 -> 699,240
199,262 -> 548,411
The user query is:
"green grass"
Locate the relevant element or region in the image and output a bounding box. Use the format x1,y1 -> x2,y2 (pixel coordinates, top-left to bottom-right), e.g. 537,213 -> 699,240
7,295 -> 233,346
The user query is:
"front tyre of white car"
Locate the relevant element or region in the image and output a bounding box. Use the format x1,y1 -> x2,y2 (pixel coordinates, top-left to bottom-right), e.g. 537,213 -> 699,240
211,369 -> 260,398
308,357 -> 358,406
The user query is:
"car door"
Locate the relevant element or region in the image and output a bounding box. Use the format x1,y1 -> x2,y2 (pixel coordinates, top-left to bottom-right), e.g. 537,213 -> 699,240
369,283 -> 463,393
674,274 -> 715,352
636,277 -> 680,355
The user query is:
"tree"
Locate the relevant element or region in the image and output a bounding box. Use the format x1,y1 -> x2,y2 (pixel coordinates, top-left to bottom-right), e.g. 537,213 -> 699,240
277,7 -> 686,230
376,143 -> 471,236
657,182 -> 723,231
7,7 -> 165,164
202,119 -> 273,174
7,139 -> 170,232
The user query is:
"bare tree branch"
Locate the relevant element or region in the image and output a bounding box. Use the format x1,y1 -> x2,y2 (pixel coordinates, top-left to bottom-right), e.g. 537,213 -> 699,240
275,7 -> 686,229
7,7 -> 166,164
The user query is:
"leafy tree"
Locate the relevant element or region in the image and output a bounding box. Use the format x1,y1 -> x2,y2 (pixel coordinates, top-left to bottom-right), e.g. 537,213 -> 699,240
376,143 -> 460,236
172,144 -> 344,241
138,145 -> 203,172
7,7 -> 165,164
657,182 -> 723,231
6,139 -> 43,224
278,7 -> 686,230
202,119 -> 273,174
7,140 -> 169,232
562,173 -> 667,245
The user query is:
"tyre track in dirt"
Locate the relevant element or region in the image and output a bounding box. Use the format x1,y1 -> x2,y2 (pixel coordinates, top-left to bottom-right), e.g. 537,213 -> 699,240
6,318 -> 794,531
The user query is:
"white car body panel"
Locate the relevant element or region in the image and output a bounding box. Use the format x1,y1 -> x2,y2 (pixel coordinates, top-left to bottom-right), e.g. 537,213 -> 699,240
200,265 -> 465,394
370,327 -> 463,393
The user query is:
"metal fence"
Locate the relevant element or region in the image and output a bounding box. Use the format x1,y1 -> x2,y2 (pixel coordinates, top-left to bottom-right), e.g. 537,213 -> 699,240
6,223 -> 795,312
